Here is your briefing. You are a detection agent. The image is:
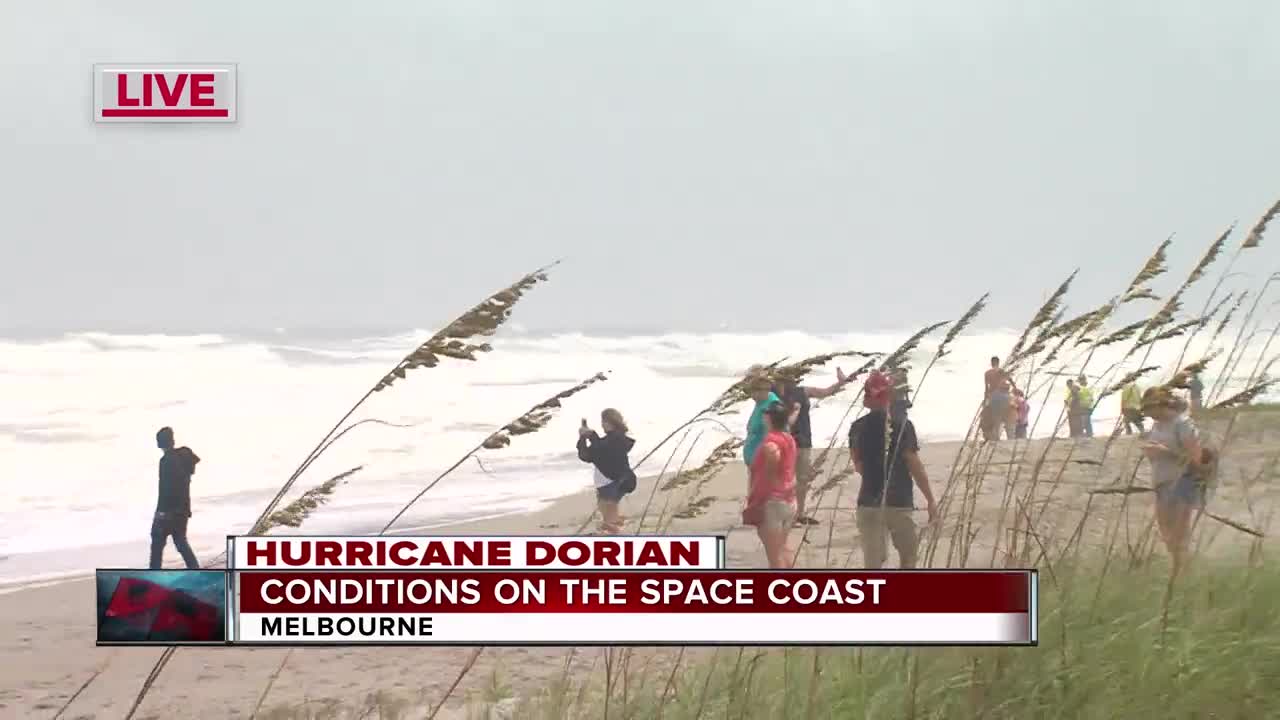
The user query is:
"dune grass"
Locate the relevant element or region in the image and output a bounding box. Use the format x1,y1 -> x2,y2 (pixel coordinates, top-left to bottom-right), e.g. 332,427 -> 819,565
246,556 -> 1280,720
478,561 -> 1280,720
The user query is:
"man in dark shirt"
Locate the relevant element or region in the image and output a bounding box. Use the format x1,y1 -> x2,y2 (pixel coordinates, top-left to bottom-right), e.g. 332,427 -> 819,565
150,426 -> 201,570
849,371 -> 938,568
773,367 -> 851,526
890,368 -> 913,424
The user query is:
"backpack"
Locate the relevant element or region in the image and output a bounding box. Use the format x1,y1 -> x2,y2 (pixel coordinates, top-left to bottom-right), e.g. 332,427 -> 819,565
619,471 -> 637,495
1178,421 -> 1217,487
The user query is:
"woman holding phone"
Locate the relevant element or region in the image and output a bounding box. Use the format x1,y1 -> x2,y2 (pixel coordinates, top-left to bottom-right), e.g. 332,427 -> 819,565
1141,386 -> 1211,575
577,409 -> 637,534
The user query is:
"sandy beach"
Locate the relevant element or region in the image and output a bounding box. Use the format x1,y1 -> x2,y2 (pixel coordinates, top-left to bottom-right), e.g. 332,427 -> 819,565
3,415 -> 1276,720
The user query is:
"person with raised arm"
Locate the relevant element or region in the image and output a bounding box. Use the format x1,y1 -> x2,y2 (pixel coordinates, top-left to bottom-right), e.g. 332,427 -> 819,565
983,356 -> 1015,441
771,366 -> 852,526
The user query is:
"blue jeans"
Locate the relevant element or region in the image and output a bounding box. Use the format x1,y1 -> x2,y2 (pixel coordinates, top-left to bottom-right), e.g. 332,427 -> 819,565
1077,412 -> 1094,437
149,512 -> 199,569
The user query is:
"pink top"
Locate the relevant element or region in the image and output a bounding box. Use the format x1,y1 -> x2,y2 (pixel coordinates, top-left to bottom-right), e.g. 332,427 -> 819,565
1016,397 -> 1030,424
748,430 -> 797,510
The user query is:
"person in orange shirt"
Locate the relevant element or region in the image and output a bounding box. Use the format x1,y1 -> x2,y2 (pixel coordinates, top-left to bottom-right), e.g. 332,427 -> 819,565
743,402 -> 798,568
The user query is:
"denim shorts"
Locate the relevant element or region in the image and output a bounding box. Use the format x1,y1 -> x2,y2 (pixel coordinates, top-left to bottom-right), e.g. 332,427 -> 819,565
596,481 -> 627,503
1154,473 -> 1205,509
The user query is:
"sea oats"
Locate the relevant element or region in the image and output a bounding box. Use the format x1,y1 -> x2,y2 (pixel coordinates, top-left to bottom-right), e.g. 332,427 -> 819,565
1137,297 -> 1184,344
1125,236 -> 1173,296
1135,318 -> 1204,348
1121,287 -> 1160,304
1010,271 -> 1077,362
1211,379 -> 1276,410
1242,196 -> 1279,249
1095,320 -> 1149,349
253,466 -> 363,534
1168,351 -> 1222,389
384,372 -> 608,533
660,438 -> 742,491
252,262 -> 559,536
771,351 -> 881,391
881,321 -> 949,373
1201,292 -> 1236,329
1211,291 -> 1249,345
1184,224 -> 1235,287
374,263 -> 559,393
936,294 -> 989,359
1099,367 -> 1160,400
482,372 -> 610,450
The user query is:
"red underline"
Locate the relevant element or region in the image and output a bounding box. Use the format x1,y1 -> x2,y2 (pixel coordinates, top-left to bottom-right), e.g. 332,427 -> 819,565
101,108 -> 230,117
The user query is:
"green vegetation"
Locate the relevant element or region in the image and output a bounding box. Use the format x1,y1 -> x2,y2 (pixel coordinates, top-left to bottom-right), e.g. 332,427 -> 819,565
483,561 -> 1279,720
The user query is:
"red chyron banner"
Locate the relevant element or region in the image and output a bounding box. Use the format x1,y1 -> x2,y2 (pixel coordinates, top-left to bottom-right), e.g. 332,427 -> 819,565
232,570 -> 1037,646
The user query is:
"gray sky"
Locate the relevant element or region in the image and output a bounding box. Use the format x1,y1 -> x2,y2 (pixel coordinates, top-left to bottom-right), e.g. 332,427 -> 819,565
3,1 -> 1278,334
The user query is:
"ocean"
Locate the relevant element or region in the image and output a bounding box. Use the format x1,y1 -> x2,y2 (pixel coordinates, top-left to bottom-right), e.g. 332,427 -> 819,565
0,327 -> 1256,585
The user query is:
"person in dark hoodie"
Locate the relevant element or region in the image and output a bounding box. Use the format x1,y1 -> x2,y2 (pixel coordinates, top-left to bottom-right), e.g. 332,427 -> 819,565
577,408 -> 637,534
150,426 -> 201,569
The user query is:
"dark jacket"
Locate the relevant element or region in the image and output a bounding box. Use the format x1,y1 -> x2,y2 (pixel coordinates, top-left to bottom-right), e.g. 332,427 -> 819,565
157,447 -> 200,516
577,430 -> 637,489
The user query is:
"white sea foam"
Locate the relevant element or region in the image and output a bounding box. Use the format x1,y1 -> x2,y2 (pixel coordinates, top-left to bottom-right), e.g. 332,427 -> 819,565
0,328 -> 1261,582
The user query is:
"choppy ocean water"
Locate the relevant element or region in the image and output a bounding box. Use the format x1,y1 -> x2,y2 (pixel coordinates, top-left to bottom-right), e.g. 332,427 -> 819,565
0,327 -> 1255,584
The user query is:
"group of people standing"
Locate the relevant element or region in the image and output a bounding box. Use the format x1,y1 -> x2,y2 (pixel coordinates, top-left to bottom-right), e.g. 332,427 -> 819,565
737,366 -> 938,569
983,360 -> 1207,442
981,357 -> 1030,441
1063,374 -> 1096,438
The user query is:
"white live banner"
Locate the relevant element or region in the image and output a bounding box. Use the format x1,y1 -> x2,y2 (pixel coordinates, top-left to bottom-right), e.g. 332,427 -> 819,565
234,612 -> 1035,646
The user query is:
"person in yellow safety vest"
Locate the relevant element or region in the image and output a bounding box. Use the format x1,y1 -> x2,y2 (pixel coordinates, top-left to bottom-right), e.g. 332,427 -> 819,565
1064,379 -> 1083,438
1076,374 -> 1095,437
1121,382 -> 1145,434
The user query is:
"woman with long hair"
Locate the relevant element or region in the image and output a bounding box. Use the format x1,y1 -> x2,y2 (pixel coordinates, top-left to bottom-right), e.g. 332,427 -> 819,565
743,402 -> 797,568
1140,386 -> 1209,575
577,408 -> 637,534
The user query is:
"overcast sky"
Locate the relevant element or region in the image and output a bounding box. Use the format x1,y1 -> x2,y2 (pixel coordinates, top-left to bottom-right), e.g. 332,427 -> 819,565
2,1 -> 1278,335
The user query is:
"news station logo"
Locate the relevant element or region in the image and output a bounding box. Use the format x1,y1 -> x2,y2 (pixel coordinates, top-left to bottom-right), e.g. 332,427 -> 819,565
93,64 -> 237,123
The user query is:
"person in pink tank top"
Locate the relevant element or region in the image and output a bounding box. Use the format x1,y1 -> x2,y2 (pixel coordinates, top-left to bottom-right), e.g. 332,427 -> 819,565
745,402 -> 798,567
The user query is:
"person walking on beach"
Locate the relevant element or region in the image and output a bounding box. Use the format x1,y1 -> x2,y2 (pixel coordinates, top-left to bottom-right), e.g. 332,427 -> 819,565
849,371 -> 939,569
1188,371 -> 1205,414
1121,382 -> 1145,435
1064,379 -> 1083,438
577,409 -> 638,534
772,367 -> 852,526
1013,388 -> 1030,439
1076,374 -> 1096,438
743,368 -> 782,493
983,356 -> 1013,441
744,402 -> 798,567
1141,387 -> 1210,575
150,426 -> 201,570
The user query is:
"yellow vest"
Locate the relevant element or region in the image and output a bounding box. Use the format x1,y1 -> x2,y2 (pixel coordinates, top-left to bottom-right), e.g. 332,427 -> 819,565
1121,384 -> 1141,410
1078,386 -> 1095,408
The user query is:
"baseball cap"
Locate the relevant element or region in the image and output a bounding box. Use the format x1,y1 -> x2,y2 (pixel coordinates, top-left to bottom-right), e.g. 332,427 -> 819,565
863,371 -> 892,410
